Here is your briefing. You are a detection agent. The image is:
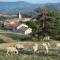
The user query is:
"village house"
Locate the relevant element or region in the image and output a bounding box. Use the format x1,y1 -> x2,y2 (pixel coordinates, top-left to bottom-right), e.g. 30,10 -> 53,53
17,24 -> 32,35
4,18 -> 19,30
17,24 -> 28,30
21,18 -> 31,22
4,12 -> 22,30
4,20 -> 32,35
3,12 -> 32,35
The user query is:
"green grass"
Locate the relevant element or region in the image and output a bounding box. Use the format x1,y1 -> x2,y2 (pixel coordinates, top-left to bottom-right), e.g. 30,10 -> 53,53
0,41 -> 60,60
0,35 -> 17,43
0,50 -> 60,60
0,31 -> 60,60
0,33 -> 31,42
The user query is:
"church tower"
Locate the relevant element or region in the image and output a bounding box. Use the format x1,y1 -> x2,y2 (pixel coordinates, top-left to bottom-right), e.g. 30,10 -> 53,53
19,12 -> 22,19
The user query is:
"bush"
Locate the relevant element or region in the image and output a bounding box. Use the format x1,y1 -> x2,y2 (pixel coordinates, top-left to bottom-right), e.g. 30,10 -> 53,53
25,20 -> 38,32
54,35 -> 60,40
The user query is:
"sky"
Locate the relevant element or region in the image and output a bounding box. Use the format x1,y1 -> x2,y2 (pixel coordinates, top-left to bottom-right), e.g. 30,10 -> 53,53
0,0 -> 60,4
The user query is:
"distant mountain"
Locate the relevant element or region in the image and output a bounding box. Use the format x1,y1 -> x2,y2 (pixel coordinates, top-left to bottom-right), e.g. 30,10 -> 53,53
0,1 -> 60,14
46,3 -> 60,11
0,1 -> 44,14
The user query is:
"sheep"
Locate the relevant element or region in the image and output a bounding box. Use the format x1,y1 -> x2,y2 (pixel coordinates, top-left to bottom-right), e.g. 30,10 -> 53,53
15,44 -> 25,52
55,43 -> 60,48
6,46 -> 18,55
42,43 -> 50,54
55,43 -> 60,52
55,43 -> 60,50
32,43 -> 38,54
15,44 -> 24,49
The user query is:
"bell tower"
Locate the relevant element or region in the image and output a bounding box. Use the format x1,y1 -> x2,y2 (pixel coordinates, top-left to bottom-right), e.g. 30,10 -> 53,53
19,12 -> 22,19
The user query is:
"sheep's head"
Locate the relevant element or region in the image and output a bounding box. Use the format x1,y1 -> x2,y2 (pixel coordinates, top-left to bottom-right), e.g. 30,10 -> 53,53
42,42 -> 50,47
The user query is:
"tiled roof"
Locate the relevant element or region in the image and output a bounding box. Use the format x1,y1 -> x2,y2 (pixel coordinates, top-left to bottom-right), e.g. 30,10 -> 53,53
17,26 -> 28,32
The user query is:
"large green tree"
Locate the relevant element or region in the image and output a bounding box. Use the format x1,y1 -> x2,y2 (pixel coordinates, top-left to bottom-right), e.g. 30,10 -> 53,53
33,7 -> 60,40
32,7 -> 54,40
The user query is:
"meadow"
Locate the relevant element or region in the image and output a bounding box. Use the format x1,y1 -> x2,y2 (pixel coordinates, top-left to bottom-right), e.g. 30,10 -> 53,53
0,39 -> 60,60
0,44 -> 60,60
0,33 -> 60,60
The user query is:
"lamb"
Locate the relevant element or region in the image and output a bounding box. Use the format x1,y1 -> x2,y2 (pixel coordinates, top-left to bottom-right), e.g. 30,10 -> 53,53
55,43 -> 60,48
42,43 -> 50,54
32,43 -> 38,54
6,46 -> 18,55
55,43 -> 60,52
15,44 -> 24,49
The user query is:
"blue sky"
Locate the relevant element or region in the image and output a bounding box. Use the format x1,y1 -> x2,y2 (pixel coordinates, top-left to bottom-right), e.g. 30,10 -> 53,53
0,0 -> 60,4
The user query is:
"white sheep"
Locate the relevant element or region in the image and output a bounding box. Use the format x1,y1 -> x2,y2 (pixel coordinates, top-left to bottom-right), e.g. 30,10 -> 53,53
42,43 -> 50,54
55,43 -> 60,52
15,44 -> 24,49
55,43 -> 60,48
32,43 -> 38,54
6,47 -> 18,55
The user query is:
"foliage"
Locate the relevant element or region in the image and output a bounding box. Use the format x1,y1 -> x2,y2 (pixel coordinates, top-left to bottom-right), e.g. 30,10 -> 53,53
21,12 -> 36,18
48,10 -> 60,39
34,7 -> 52,39
0,16 -> 6,21
25,20 -> 38,32
33,7 -> 60,40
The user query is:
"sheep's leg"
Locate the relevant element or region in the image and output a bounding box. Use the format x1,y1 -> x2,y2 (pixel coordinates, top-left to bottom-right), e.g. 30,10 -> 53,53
14,50 -> 18,54
45,48 -> 48,54
33,52 -> 35,55
7,51 -> 10,55
33,50 -> 37,55
16,51 -> 18,54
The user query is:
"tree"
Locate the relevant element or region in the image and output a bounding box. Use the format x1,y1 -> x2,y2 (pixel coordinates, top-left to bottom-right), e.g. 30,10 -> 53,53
25,20 -> 38,32
49,10 -> 60,40
33,7 -> 53,40
33,7 -> 60,41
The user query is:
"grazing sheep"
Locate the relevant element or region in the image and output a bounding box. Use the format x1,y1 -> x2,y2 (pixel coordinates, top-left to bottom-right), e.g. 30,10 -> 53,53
55,43 -> 60,52
47,42 -> 50,47
15,44 -> 24,49
6,47 -> 18,55
42,43 -> 50,54
32,43 -> 38,54
55,43 -> 60,48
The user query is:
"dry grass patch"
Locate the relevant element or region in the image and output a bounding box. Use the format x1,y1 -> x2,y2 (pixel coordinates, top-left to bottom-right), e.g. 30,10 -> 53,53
0,35 -> 16,43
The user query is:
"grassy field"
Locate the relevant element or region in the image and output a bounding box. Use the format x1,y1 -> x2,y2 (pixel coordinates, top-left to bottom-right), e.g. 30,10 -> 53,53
0,53 -> 59,60
0,32 -> 31,42
0,47 -> 60,60
0,41 -> 59,60
0,32 -> 60,60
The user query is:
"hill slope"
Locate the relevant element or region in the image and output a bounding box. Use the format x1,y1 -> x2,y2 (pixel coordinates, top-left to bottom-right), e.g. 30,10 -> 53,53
0,1 -> 42,14
0,2 -> 60,14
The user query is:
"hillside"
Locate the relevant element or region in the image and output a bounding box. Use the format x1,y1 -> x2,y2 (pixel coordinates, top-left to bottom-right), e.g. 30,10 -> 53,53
0,2 -> 60,14
45,3 -> 60,11
0,1 -> 42,14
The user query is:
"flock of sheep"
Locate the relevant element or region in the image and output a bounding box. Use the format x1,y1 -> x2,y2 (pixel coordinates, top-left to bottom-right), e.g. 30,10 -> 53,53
4,42 -> 60,55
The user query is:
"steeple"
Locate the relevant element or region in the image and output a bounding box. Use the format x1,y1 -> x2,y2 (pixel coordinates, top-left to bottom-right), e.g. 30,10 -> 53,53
19,12 -> 22,19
